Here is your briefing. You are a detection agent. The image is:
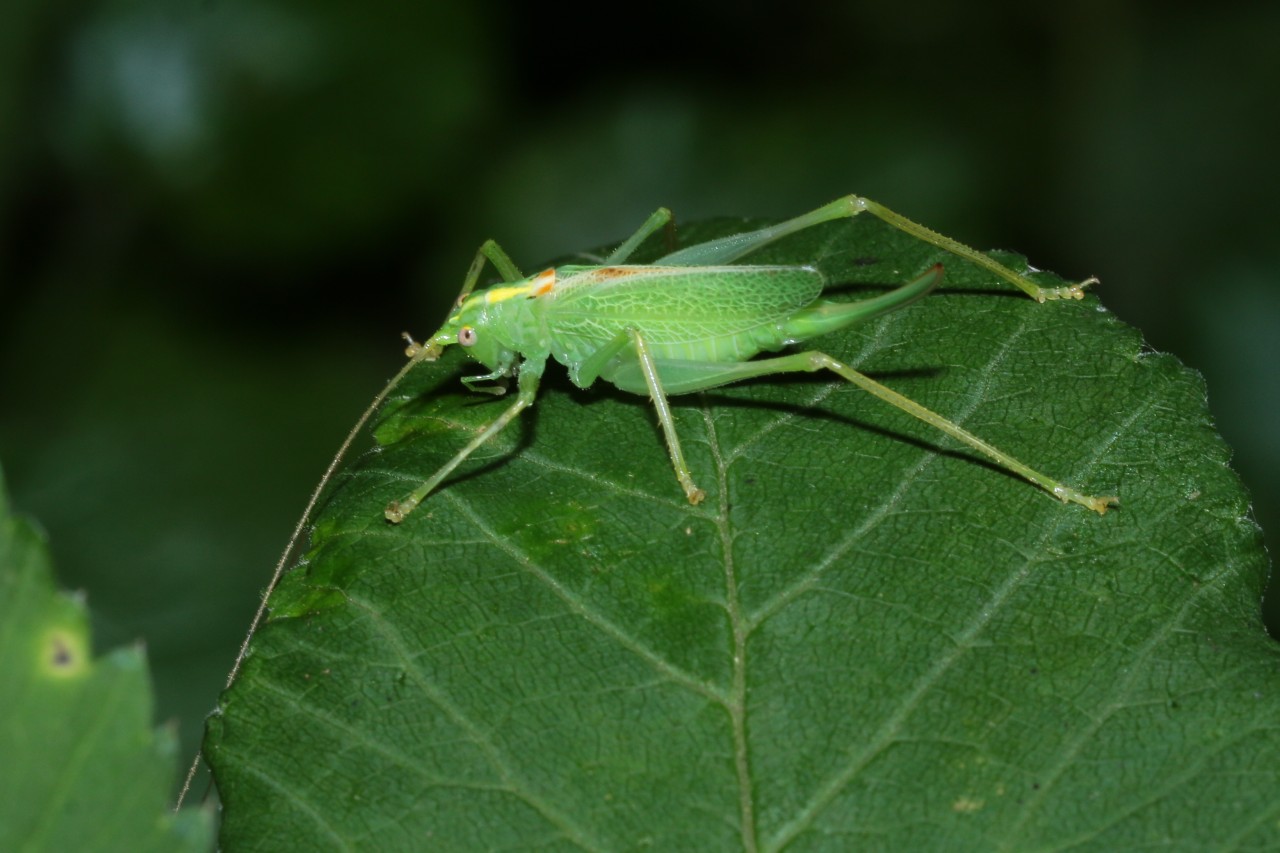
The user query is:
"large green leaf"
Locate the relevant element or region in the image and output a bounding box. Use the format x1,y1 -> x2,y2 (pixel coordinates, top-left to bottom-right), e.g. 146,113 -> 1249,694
205,212 -> 1274,850
0,465 -> 214,852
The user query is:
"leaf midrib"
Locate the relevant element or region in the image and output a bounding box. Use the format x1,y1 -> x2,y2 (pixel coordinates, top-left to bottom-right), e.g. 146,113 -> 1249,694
703,404 -> 759,853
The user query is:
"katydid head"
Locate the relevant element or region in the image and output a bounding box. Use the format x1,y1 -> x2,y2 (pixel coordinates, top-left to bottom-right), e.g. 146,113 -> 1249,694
420,291 -> 515,375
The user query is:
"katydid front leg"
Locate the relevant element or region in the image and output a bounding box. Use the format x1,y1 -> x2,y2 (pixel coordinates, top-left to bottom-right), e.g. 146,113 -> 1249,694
385,357 -> 546,522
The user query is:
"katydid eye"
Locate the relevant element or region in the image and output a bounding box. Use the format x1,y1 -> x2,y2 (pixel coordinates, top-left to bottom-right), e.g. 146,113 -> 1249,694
458,326 -> 477,347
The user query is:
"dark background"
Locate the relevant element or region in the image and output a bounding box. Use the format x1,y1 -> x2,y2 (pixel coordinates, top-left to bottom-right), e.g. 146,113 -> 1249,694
2,1 -> 1277,780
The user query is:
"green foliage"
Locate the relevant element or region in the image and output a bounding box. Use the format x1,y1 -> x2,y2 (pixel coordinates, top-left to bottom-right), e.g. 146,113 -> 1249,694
0,468 -> 213,853
206,217 -> 1274,850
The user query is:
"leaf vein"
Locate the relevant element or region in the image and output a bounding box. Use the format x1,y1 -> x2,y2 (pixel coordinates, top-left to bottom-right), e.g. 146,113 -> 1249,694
341,588 -> 605,851
447,491 -> 730,706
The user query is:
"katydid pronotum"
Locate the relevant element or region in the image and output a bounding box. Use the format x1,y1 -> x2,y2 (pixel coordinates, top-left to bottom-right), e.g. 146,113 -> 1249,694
176,194 -> 1116,808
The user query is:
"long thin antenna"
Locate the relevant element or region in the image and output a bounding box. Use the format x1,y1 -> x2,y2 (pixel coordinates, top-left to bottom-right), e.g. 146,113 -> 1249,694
175,345 -> 429,809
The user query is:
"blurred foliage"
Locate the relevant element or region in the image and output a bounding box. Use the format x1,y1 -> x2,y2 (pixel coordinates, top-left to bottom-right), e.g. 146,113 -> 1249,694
1,0 -> 1277,801
0,465 -> 213,851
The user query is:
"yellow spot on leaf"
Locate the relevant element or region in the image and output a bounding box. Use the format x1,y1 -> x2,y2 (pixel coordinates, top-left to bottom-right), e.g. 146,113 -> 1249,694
40,627 -> 90,680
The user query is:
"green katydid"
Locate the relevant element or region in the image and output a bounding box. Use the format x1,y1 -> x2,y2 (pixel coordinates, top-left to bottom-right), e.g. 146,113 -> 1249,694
384,194 -> 1117,522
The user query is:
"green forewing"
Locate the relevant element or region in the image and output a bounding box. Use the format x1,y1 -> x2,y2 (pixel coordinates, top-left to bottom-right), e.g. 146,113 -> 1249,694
547,264 -> 824,362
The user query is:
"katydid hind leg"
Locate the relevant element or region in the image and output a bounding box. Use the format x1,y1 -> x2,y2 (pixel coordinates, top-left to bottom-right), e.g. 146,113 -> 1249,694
656,196 -> 863,266
656,194 -> 1096,302
846,197 -> 1097,302
780,264 -> 941,343
735,350 -> 1116,512
616,349 -> 1116,513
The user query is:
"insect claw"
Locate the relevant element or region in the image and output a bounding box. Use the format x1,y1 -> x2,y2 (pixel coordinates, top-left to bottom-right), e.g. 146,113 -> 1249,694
1090,495 -> 1120,515
1064,276 -> 1101,300
1037,276 -> 1100,302
1053,483 -> 1119,514
682,484 -> 706,505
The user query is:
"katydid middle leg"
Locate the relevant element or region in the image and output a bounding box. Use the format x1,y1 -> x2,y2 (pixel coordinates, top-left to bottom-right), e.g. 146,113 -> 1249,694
627,328 -> 707,505
572,325 -> 707,504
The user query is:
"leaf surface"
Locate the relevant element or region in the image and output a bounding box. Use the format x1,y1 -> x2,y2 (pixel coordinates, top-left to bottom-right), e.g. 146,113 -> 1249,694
207,212 -> 1275,851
